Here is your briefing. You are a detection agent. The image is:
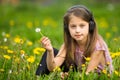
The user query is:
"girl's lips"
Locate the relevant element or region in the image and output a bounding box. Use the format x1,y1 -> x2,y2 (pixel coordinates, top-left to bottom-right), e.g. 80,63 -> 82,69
75,35 -> 81,37
75,33 -> 83,38
75,34 -> 82,36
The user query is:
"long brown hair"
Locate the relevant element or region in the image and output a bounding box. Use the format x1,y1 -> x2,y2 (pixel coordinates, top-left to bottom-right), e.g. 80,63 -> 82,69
63,5 -> 98,67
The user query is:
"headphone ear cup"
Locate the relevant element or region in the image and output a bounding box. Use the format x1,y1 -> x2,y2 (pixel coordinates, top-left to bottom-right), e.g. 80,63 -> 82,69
89,21 -> 95,33
64,23 -> 70,35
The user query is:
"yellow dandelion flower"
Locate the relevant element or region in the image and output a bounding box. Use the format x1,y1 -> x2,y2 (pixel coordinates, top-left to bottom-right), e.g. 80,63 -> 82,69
81,64 -> 85,67
107,74 -> 110,77
14,37 -> 21,43
39,48 -> 45,52
20,39 -> 24,44
99,18 -> 108,28
53,66 -> 61,72
111,54 -> 115,59
43,19 -> 49,26
0,69 -> 4,72
9,20 -> 15,26
5,34 -> 10,38
114,70 -> 119,76
118,52 -> 120,56
113,38 -> 118,42
27,56 -> 35,63
106,32 -> 111,39
57,68 -> 61,72
115,52 -> 120,56
33,47 -> 45,55
26,21 -> 33,28
20,50 -> 25,54
85,57 -> 91,62
102,69 -> 107,74
70,65 -> 73,69
94,67 -> 98,70
3,55 -> 11,60
14,57 -> 20,64
14,37 -> 24,44
106,62 -> 110,66
7,49 -> 14,54
27,41 -> 33,46
3,46 -> 8,50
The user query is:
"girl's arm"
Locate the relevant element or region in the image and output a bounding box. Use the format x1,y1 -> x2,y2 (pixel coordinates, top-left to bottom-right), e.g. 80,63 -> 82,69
41,37 -> 66,71
86,50 -> 104,74
47,44 -> 66,71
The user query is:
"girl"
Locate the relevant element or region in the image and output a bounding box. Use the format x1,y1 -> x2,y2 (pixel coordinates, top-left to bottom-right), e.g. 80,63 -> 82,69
36,5 -> 113,75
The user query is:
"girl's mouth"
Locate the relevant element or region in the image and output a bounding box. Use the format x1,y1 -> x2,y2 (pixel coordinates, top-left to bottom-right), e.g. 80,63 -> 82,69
75,35 -> 81,38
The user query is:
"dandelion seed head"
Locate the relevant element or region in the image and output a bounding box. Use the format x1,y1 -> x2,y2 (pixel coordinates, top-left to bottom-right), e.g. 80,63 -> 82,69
35,28 -> 41,32
35,27 -> 44,36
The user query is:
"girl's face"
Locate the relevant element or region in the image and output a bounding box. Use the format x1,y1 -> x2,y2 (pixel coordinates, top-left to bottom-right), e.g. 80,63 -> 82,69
68,15 -> 89,43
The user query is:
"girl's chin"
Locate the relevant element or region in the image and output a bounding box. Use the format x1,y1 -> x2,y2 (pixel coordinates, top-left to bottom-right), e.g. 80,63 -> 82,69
73,36 -> 84,41
75,38 -> 83,41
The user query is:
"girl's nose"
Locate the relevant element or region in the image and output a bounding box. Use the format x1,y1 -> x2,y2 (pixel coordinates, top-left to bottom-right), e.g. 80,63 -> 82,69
75,26 -> 81,33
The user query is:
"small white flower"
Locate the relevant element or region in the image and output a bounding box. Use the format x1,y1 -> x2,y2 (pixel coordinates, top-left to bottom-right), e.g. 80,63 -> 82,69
40,64 -> 42,66
21,54 -> 25,59
9,70 -> 12,74
35,28 -> 41,32
4,38 -> 7,42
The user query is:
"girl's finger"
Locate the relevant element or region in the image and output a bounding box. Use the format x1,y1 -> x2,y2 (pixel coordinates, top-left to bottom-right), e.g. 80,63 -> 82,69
41,37 -> 49,43
43,39 -> 50,46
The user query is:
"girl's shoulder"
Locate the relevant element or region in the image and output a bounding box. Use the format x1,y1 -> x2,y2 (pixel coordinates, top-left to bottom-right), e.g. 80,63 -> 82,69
60,43 -> 65,49
95,36 -> 108,51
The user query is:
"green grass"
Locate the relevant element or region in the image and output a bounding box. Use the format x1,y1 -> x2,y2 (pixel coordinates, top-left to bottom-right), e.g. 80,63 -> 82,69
0,1 -> 120,80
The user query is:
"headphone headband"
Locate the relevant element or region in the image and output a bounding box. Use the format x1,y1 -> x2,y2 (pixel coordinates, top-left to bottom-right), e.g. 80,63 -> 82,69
68,5 -> 93,21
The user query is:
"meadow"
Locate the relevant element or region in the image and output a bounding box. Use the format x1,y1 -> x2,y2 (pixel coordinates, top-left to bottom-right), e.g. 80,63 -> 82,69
0,1 -> 120,80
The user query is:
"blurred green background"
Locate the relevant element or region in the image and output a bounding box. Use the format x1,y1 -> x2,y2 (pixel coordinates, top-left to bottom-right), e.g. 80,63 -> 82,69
0,0 -> 120,48
0,1 -> 120,80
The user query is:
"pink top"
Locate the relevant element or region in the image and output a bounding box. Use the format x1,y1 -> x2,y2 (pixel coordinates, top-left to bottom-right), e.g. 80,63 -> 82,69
75,39 -> 113,74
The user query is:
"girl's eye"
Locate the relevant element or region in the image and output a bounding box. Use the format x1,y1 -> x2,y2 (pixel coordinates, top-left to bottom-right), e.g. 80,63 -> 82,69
70,25 -> 76,28
80,24 -> 85,28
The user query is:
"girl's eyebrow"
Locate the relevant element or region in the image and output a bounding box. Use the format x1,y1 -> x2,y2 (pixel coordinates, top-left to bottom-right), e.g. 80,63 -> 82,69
69,23 -> 75,25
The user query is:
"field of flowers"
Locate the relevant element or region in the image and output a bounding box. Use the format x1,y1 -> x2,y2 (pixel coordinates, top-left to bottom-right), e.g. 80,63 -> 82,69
0,2 -> 120,80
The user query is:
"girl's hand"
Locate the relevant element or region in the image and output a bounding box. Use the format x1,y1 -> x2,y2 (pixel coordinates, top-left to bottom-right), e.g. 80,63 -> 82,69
40,36 -> 53,52
60,72 -> 68,80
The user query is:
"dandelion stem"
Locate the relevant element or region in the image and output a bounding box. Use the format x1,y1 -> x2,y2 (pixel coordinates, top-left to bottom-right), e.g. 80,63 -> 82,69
39,32 -> 44,37
3,59 -> 6,68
